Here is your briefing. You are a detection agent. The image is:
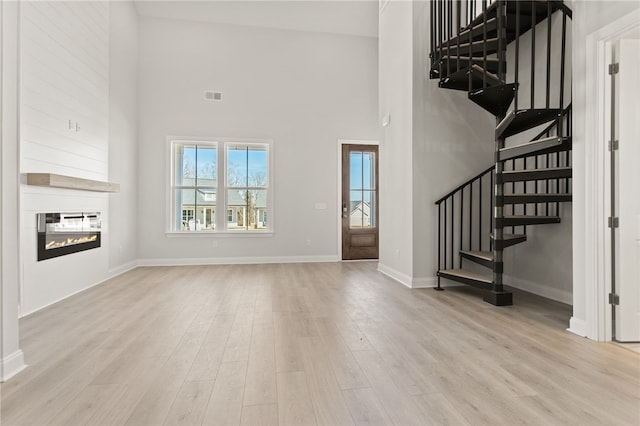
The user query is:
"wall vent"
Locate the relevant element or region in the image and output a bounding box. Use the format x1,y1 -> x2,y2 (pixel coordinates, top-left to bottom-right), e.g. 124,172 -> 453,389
204,91 -> 223,101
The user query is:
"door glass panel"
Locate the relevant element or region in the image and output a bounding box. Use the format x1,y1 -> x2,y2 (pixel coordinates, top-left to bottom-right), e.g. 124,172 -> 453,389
349,150 -> 376,229
350,152 -> 363,190
350,190 -> 363,228
363,151 -> 375,190
364,190 -> 375,228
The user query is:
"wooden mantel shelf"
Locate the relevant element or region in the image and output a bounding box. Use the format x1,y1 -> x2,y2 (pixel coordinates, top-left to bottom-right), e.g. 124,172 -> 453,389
25,173 -> 120,193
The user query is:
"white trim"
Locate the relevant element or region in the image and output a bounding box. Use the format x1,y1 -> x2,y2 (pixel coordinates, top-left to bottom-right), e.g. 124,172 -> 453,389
568,317 -> 588,338
411,276 -> 440,289
377,263 -> 453,289
138,255 -> 339,267
107,260 -> 139,278
582,12 -> 640,342
506,275 -> 573,306
337,139 -> 379,260
377,262 -> 413,287
1,350 -> 26,382
165,231 -> 274,238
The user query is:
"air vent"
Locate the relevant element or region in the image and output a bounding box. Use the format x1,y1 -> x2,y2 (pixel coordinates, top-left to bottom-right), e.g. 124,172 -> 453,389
204,91 -> 223,101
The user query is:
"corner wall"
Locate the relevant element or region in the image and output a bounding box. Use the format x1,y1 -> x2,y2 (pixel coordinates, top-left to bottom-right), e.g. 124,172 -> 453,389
109,2 -> 139,274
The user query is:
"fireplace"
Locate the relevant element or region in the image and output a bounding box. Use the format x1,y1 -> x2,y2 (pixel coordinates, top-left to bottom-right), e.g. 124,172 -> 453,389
37,212 -> 101,261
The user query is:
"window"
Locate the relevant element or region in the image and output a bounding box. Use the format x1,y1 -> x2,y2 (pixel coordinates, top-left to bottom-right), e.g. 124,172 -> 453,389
170,139 -> 271,233
226,144 -> 269,230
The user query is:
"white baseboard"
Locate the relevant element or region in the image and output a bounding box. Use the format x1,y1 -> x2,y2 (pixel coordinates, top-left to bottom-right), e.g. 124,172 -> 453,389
377,263 -> 413,288
505,275 -> 573,305
377,264 -> 448,289
137,255 -> 339,267
107,260 -> 139,278
1,350 -> 26,382
568,316 -> 588,338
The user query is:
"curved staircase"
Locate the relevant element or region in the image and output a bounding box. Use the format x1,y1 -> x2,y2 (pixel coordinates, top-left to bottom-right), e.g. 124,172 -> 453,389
430,0 -> 572,305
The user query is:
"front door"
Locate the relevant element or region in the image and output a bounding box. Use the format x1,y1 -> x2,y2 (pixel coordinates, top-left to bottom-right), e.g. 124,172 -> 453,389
342,144 -> 378,260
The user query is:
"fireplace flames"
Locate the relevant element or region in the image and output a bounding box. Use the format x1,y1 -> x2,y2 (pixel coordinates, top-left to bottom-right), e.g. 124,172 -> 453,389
45,234 -> 98,250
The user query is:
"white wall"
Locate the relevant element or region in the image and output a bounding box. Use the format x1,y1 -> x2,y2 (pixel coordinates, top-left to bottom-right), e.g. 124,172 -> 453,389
136,17 -> 378,263
377,0 -> 415,284
1,0 -> 26,381
571,0 -> 640,338
109,1 -> 139,274
19,1 -> 110,316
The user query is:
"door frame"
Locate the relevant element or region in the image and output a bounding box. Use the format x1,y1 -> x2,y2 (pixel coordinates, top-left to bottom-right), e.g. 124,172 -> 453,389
336,139 -> 379,261
581,12 -> 640,341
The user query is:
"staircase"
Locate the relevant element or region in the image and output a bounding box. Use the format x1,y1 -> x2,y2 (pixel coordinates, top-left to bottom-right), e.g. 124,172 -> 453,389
430,0 -> 572,305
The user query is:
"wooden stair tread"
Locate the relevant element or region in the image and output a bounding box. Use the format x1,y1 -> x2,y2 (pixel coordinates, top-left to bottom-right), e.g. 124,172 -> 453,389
439,269 -> 492,283
437,269 -> 493,290
460,250 -> 493,262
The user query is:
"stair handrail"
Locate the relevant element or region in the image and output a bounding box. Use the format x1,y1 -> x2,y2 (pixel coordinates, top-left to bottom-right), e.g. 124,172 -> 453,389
435,165 -> 493,205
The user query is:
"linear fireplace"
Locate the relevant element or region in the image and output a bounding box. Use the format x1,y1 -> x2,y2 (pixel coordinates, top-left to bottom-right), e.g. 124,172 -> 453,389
37,212 -> 101,261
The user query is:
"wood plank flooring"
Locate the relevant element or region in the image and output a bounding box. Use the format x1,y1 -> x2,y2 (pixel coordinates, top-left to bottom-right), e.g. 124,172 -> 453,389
1,262 -> 639,425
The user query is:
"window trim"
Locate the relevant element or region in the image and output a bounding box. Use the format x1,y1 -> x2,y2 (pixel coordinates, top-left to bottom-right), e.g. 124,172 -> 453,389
166,136 -> 274,236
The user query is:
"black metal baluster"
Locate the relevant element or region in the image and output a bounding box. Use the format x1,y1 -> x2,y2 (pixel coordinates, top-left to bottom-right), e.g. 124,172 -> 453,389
469,184 -> 473,249
437,204 -> 442,289
489,170 -> 493,251
450,195 -> 454,268
530,0 -> 536,109
460,188 -> 464,267
514,0 -> 520,110
482,0 -> 487,88
456,0 -> 461,73
545,1 -> 551,109
479,175 -> 483,251
444,199 -> 447,270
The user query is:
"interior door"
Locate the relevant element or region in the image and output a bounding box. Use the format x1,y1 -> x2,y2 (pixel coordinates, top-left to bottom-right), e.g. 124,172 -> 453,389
342,144 -> 378,260
616,39 -> 640,342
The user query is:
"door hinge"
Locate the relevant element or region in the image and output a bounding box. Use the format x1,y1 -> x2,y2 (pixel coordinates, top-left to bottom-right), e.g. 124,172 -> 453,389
608,217 -> 619,228
608,140 -> 619,151
609,63 -> 619,75
609,293 -> 620,306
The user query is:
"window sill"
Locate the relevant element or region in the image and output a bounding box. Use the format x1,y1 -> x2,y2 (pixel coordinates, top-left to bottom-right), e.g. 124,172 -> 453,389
165,231 -> 274,238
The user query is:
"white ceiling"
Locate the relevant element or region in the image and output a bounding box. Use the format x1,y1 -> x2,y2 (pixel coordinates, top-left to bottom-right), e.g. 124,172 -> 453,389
133,0 -> 379,38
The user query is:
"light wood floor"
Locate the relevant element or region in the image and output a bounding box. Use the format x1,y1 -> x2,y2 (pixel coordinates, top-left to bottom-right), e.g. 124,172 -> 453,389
1,262 -> 639,425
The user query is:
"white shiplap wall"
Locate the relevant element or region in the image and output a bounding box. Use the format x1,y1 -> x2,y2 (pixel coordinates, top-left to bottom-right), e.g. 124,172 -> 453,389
20,1 -> 111,316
